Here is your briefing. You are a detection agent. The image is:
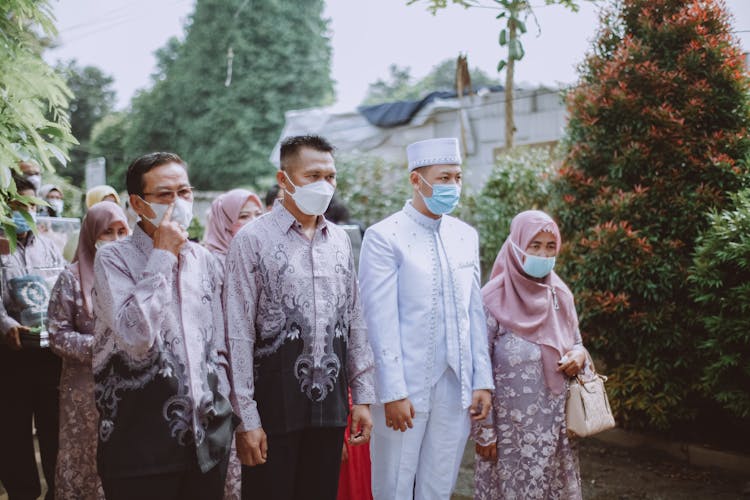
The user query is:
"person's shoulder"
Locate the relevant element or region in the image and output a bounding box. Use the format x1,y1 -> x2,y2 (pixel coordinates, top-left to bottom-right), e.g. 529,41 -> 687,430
325,220 -> 350,239
443,214 -> 478,236
365,210 -> 404,235
188,240 -> 211,257
234,213 -> 273,245
52,265 -> 76,288
34,231 -> 62,249
94,236 -> 134,265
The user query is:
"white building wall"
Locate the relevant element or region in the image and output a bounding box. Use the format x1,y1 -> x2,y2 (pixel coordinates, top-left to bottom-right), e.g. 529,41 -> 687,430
271,87 -> 567,192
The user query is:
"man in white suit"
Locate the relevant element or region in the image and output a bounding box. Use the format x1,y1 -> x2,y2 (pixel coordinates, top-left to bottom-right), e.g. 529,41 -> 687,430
358,137 -> 494,499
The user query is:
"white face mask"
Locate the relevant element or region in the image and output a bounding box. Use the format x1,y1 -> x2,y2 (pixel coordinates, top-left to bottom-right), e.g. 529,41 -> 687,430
25,174 -> 42,192
139,196 -> 194,229
95,239 -> 112,250
283,171 -> 335,216
47,199 -> 64,215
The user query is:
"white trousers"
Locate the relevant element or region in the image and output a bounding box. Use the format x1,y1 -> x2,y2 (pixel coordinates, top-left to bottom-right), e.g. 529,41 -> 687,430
370,370 -> 471,500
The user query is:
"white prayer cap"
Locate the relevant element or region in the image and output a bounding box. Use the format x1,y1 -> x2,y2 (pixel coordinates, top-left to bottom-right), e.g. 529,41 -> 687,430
406,138 -> 462,171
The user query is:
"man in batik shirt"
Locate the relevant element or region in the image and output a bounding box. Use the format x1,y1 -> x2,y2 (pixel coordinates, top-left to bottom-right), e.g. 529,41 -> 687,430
0,174 -> 64,500
224,135 -> 375,500
92,152 -> 235,500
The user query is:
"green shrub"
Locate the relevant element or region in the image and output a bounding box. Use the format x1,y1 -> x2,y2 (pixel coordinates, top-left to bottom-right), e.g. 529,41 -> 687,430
334,153 -> 411,228
459,145 -> 559,276
689,188 -> 750,420
551,0 -> 750,429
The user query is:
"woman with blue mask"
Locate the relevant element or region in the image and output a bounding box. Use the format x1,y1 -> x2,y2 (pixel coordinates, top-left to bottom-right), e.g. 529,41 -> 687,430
472,210 -> 589,499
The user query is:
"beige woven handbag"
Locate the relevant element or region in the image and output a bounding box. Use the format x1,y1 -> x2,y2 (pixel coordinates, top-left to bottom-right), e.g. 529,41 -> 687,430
565,356 -> 615,438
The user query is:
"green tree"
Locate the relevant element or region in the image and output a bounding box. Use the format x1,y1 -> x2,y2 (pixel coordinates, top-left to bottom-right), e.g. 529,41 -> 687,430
0,0 -> 76,245
124,0 -> 334,190
55,60 -> 116,186
551,0 -> 750,430
89,112 -> 129,191
361,58 -> 501,105
409,0 -> 582,148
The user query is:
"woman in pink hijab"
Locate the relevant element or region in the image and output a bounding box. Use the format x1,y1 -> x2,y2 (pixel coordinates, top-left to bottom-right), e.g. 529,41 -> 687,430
472,210 -> 588,500
203,189 -> 263,270
202,188 -> 262,500
48,202 -> 129,500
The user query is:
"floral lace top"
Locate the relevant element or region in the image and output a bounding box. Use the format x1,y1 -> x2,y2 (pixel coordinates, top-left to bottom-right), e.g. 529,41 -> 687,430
48,267 -> 104,499
471,307 -> 584,500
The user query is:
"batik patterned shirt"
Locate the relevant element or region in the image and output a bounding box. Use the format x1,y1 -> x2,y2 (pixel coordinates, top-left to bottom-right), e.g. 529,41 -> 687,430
0,233 -> 64,335
224,203 -> 375,435
92,225 -> 235,477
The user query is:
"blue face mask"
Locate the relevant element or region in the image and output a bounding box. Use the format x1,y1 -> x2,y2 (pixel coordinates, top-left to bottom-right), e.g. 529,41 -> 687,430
12,210 -> 35,235
417,174 -> 461,215
511,241 -> 556,278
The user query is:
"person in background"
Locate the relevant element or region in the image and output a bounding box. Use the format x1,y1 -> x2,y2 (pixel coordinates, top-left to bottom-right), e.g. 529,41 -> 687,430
92,152 -> 235,500
473,210 -> 587,499
0,174 -> 65,500
358,138 -> 494,500
264,184 -> 282,212
203,188 -> 264,271
38,184 -> 65,217
202,188 -> 263,500
19,160 -> 42,193
325,195 -> 372,500
225,135 -> 375,500
85,185 -> 121,209
48,202 -> 130,500
37,184 -> 71,258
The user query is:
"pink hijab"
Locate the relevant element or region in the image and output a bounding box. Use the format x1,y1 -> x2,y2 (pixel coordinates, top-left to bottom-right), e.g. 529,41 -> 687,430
481,210 -> 579,394
72,202 -> 129,314
203,189 -> 262,256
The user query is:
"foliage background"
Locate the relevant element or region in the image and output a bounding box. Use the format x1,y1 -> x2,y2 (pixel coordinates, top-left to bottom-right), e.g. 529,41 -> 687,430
0,0 -> 76,243
458,145 -> 559,276
550,0 -> 750,432
688,188 -> 750,421
121,0 -> 334,191
334,153 -> 411,228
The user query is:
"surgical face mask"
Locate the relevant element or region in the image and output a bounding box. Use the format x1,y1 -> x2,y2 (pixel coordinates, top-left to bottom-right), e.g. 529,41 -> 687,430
47,199 -> 64,216
417,174 -> 461,216
139,196 -> 194,229
283,171 -> 335,216
95,239 -> 112,250
511,241 -> 556,278
12,210 -> 35,235
25,174 -> 42,192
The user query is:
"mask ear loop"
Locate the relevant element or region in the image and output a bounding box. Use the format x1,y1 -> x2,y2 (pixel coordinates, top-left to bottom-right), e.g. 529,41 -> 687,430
281,171 -> 295,198
510,240 -> 527,266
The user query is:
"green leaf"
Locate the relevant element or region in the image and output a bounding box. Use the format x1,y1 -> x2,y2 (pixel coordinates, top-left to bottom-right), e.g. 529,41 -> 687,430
499,29 -> 507,46
497,59 -> 507,72
516,19 -> 527,34
46,143 -> 67,167
509,39 -> 525,60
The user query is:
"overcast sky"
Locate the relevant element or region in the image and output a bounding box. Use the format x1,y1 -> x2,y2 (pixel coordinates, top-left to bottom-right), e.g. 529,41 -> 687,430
45,0 -> 750,112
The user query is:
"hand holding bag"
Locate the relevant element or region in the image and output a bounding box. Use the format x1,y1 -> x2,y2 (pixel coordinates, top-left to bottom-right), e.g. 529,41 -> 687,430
565,353 -> 615,437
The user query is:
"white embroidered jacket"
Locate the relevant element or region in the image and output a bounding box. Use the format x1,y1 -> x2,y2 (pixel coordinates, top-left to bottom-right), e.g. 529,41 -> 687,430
358,201 -> 494,412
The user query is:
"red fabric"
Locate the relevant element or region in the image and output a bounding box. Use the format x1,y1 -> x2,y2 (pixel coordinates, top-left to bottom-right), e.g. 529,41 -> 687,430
337,394 -> 372,500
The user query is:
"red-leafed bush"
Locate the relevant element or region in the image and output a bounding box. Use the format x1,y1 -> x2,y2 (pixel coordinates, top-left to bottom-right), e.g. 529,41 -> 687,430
552,0 -> 750,430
